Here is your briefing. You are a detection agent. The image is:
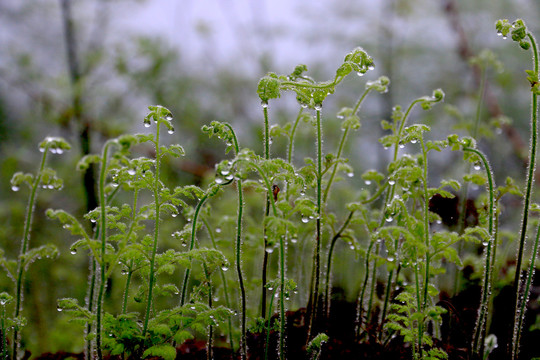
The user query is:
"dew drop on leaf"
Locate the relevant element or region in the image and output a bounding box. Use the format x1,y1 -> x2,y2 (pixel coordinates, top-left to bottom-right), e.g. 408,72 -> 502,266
221,265 -> 229,272
364,180 -> 372,185
215,227 -> 222,233
386,216 -> 393,223
56,148 -> 64,154
128,169 -> 136,176
168,129 -> 174,135
57,306 -> 63,312
265,246 -> 274,254
388,180 -> 396,185
347,172 -> 354,178
11,186 -> 19,192
301,216 -> 309,223
70,249 -> 77,255
144,123 -> 151,128
215,178 -> 224,184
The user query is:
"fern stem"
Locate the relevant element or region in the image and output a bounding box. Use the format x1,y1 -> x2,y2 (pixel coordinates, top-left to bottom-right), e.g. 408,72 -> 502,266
13,145 -> 48,359
143,124 -> 162,336
512,30 -> 539,360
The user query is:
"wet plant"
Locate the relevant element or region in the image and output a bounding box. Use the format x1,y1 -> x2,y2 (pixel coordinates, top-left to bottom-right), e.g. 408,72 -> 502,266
496,18 -> 540,360
3,17 -> 540,360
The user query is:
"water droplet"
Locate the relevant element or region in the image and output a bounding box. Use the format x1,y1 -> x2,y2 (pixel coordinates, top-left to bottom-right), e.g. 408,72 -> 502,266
502,36 -> 507,40
168,129 -> 174,134
357,71 -> 365,77
70,249 -> 77,255
388,256 -> 395,262
171,213 -> 177,218
225,174 -> 234,180
349,245 -> 355,250
121,269 -> 128,275
386,216 -> 393,223
261,100 -> 269,108
165,114 -> 173,121
482,240 -> 489,246
213,296 -> 219,302
347,172 -> 354,178
474,163 -> 481,171
215,178 -> 224,184
300,190 -> 306,196
364,180 -> 372,185
56,148 -> 64,154
301,216 -> 309,223
265,246 -> 274,254
144,123 -> 151,128
268,137 -> 273,145
411,139 -> 418,144
221,265 -> 229,272
436,219 -> 442,225
383,146 -> 390,150
337,115 -> 345,120
291,238 -> 297,244
215,227 -> 222,233
399,143 -> 405,149
388,180 -> 396,185
128,169 -> 136,176
47,184 -> 54,189
57,306 -> 63,312
190,306 -> 196,310
0,299 -> 6,306
11,185 -> 19,192
221,169 -> 230,176
368,65 -> 375,71
39,147 -> 45,153
111,183 -> 119,188
268,286 -> 274,291
50,148 -> 58,154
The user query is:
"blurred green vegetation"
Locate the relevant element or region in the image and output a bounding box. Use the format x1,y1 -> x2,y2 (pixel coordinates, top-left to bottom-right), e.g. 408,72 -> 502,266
1,0 -> 539,355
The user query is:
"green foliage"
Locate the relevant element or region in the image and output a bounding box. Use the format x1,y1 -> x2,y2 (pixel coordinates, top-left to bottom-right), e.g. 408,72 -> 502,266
3,22 -> 540,360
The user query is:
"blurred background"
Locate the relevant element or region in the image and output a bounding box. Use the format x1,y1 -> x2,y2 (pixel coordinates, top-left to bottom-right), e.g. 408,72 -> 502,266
1,0 -> 539,354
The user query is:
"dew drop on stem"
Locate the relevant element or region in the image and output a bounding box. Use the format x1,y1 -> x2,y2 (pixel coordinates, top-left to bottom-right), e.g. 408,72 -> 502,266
301,216 -> 309,223
364,180 -> 372,185
215,227 -> 222,233
168,129 -> 174,135
265,246 -> 274,254
127,169 -> 136,176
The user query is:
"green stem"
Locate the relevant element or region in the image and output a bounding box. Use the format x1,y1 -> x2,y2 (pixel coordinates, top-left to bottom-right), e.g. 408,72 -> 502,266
143,124 -> 162,336
180,192 -> 211,307
464,148 -> 495,357
96,140 -> 114,360
323,88 -> 369,203
307,108 -> 323,341
420,137 -> 430,311
261,105 -> 271,320
13,145 -> 48,358
204,219 -> 235,352
288,108 -> 304,164
512,31 -> 539,360
264,287 -> 278,360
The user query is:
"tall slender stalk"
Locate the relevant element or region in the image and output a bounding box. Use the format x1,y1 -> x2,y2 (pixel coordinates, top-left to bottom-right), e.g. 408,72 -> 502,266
143,124 -> 162,336
306,107 -> 323,341
202,217 -> 235,352
261,104 -> 271,320
511,30 -> 539,360
463,148 -> 496,358
95,140 -> 114,360
12,144 -> 49,359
